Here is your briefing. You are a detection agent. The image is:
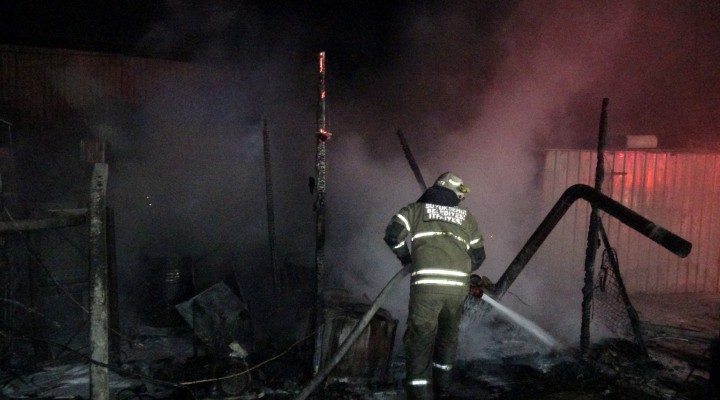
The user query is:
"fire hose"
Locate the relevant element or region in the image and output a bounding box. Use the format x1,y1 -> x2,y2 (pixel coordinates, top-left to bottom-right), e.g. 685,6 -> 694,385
294,184 -> 692,398
293,264 -> 411,400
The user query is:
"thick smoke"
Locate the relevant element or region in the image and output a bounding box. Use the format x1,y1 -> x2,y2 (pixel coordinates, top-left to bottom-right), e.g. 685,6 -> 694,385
321,0 -> 720,349
86,0 -> 720,350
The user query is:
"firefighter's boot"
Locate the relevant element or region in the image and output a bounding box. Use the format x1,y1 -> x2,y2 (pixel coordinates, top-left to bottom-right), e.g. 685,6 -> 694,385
405,380 -> 433,400
433,368 -> 452,399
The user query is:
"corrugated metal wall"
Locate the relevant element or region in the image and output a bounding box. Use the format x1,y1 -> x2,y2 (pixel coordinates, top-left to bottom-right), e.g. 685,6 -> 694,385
0,45 -> 240,129
541,149 -> 720,294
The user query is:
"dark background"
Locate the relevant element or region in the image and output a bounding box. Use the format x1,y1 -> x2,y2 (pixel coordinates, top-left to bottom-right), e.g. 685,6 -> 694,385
3,0 -> 719,149
1,1 -> 719,350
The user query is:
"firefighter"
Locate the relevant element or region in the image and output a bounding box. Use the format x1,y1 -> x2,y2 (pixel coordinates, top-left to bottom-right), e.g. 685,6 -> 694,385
384,172 -> 486,400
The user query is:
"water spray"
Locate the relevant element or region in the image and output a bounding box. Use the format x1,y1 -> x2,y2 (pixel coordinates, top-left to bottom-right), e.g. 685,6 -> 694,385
476,295 -> 563,349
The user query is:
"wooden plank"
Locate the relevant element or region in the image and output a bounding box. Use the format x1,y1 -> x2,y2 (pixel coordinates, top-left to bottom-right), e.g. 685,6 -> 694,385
0,214 -> 86,232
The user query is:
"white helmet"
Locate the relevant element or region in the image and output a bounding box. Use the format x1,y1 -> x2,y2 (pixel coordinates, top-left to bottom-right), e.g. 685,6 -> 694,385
434,172 -> 470,200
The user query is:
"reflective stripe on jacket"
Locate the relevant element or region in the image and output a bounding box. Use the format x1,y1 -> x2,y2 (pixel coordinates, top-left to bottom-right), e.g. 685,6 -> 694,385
411,268 -> 469,287
386,202 -> 484,294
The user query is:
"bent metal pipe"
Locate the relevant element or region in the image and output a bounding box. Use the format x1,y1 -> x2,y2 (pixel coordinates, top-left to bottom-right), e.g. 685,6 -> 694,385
493,183 -> 692,300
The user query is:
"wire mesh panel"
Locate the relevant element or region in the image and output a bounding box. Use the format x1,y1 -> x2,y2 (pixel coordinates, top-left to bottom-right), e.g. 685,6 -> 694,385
593,248 -> 633,338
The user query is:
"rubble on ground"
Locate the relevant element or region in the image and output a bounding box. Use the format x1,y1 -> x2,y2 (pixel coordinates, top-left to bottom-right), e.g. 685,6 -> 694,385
2,293 -> 717,399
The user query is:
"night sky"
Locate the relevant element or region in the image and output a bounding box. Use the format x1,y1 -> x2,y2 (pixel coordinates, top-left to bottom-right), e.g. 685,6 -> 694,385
3,1 -> 719,147
1,1 -> 413,73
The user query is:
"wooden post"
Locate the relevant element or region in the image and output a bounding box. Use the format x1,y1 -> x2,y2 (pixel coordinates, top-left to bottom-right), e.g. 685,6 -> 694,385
88,163 -> 109,400
581,98 -> 608,354
312,51 -> 330,374
396,129 -> 427,193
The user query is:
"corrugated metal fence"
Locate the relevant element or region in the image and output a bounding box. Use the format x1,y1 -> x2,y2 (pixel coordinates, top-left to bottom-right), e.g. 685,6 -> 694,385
541,149 -> 720,294
0,45 -> 240,129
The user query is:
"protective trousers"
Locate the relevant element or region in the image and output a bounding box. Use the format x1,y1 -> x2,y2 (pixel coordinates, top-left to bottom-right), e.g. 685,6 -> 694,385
404,289 -> 465,399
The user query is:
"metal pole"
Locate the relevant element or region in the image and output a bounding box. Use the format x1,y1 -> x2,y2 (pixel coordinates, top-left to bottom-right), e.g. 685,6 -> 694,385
580,98 -> 609,354
88,163 -> 109,400
312,51 -> 330,374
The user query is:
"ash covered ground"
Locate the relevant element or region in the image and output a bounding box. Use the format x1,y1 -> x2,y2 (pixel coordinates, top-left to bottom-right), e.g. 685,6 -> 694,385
2,293 -> 717,400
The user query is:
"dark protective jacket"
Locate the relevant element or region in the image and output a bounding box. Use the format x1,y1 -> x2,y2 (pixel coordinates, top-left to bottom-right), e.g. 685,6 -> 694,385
384,186 -> 486,296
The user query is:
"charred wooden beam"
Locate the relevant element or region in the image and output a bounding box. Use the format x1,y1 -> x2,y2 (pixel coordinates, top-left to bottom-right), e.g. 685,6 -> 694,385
0,214 -> 86,232
396,129 -> 427,192
581,98 -> 609,354
313,51 -> 329,374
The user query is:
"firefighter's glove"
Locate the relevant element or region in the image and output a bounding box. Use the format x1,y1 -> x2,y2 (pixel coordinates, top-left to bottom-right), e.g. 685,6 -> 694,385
470,274 -> 496,298
469,285 -> 484,299
469,274 -> 484,299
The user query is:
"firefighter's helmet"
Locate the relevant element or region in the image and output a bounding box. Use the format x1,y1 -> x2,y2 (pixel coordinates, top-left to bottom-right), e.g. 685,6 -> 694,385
434,172 -> 470,200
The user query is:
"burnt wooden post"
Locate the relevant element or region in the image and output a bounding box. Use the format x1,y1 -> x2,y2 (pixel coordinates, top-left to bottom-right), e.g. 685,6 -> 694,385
312,51 -> 331,374
581,98 -> 608,354
88,163 -> 109,400
396,129 -> 427,192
